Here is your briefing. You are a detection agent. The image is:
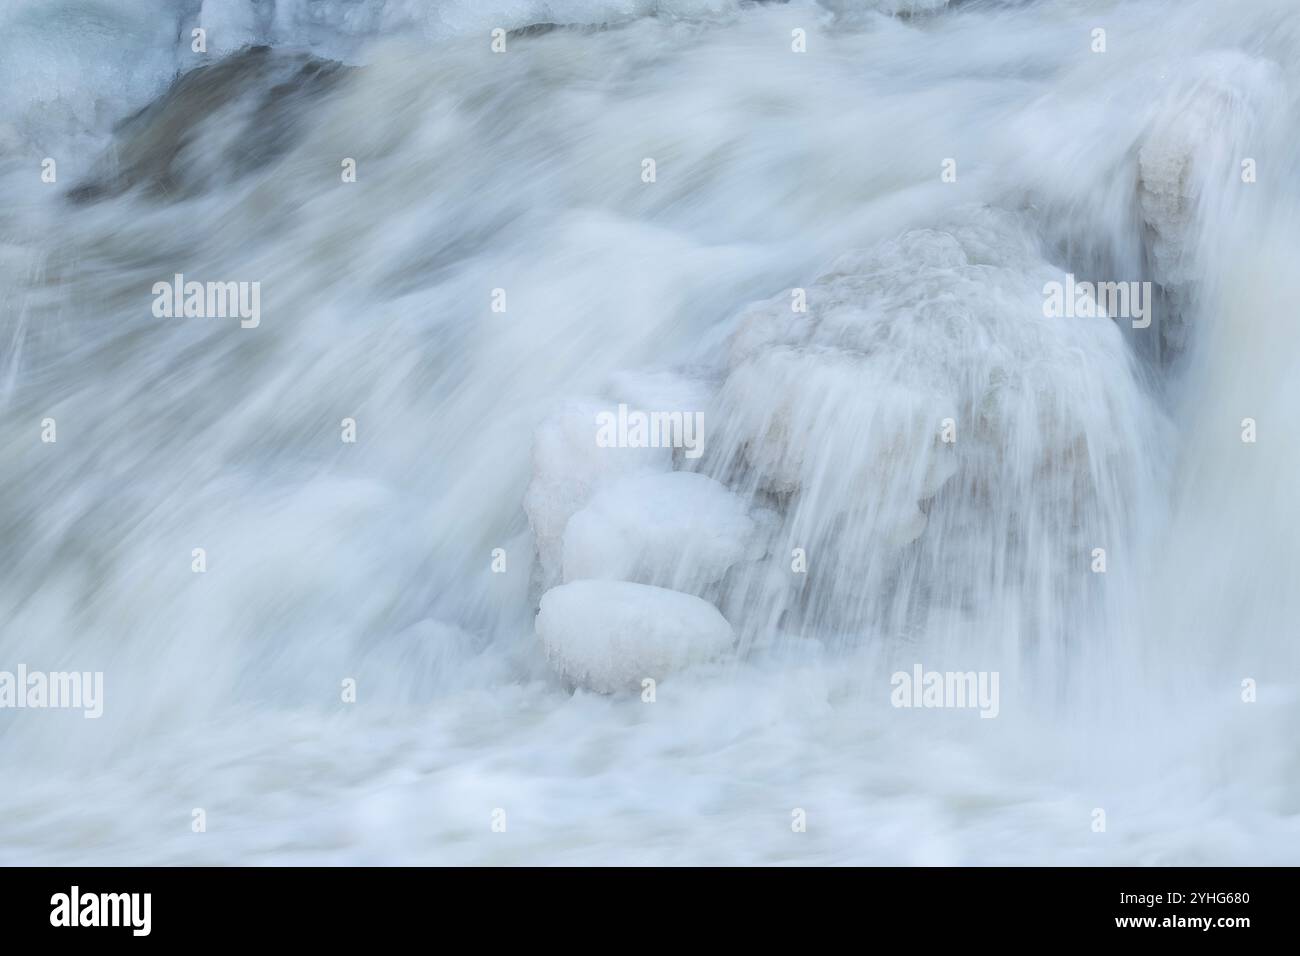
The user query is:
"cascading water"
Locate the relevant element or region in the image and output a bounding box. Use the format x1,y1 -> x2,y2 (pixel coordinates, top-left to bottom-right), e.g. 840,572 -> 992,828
0,0 -> 1297,864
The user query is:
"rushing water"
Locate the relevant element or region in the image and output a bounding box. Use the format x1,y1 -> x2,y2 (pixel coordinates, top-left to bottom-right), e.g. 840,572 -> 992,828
1,0 -> 1297,864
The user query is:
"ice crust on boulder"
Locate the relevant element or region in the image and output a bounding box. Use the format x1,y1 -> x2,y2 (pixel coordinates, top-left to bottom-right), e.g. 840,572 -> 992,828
562,471 -> 762,592
523,399 -> 671,594
535,580 -> 734,693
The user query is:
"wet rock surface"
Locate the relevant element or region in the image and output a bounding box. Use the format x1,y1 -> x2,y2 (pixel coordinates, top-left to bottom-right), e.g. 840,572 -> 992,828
69,46 -> 352,203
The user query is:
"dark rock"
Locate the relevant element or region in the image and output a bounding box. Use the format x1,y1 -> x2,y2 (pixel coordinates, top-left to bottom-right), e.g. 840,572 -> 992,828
68,46 -> 353,204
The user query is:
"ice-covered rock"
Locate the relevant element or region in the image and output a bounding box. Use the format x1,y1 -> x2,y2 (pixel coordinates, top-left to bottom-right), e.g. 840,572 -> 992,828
818,0 -> 949,22
562,471 -> 762,591
523,400 -> 672,593
195,0 -> 750,58
536,580 -> 734,693
523,372 -> 713,595
0,0 -> 186,154
701,208 -> 1161,635
69,47 -> 353,204
1137,52 -> 1283,354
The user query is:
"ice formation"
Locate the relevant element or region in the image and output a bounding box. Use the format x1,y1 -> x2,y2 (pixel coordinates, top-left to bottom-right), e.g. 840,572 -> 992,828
535,580 -> 735,693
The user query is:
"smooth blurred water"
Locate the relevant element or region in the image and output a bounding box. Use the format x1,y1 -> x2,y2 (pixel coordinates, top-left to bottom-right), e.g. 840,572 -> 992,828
0,0 -> 1297,864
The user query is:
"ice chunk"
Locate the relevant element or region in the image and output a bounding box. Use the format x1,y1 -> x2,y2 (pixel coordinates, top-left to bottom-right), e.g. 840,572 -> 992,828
536,580 -> 734,693
523,400 -> 671,592
562,471 -> 760,591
